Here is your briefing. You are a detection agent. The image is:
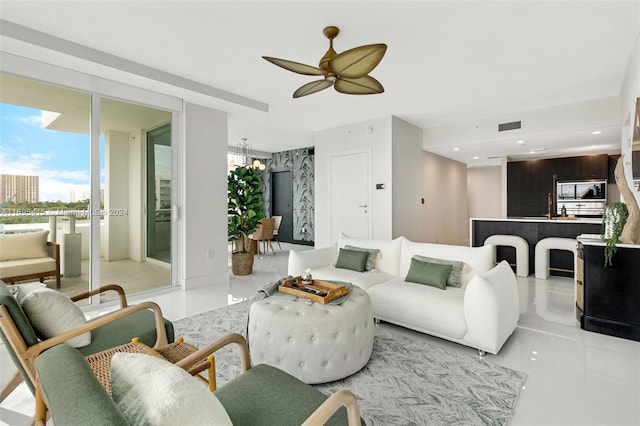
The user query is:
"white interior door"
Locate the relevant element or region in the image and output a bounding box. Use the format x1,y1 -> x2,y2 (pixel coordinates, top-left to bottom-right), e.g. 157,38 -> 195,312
330,151 -> 370,243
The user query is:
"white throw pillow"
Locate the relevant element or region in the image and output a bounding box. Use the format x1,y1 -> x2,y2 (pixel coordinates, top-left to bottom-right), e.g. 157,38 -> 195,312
111,352 -> 233,426
19,288 -> 91,348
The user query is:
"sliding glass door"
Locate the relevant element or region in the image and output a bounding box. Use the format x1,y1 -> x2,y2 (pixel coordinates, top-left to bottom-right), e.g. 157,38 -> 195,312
1,73 -> 174,299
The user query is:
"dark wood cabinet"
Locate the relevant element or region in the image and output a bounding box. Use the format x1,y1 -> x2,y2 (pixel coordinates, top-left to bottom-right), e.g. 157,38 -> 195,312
581,243 -> 640,342
507,154 -> 609,217
507,160 -> 555,217
555,154 -> 607,181
633,150 -> 640,179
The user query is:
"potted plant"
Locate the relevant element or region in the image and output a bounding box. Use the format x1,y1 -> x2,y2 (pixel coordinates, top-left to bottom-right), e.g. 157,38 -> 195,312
228,165 -> 264,275
601,202 -> 628,267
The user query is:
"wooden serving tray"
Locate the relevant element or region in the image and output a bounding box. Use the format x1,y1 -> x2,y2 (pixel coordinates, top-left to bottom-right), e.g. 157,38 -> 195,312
279,276 -> 349,304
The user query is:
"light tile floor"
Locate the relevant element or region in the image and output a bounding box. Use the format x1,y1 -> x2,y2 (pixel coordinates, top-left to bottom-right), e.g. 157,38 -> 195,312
2,243 -> 639,425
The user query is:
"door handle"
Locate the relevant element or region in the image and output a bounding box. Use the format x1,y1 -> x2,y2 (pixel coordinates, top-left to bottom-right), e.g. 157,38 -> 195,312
358,204 -> 367,208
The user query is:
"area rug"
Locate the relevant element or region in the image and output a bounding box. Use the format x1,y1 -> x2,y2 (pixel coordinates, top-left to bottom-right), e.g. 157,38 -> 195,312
174,301 -> 526,425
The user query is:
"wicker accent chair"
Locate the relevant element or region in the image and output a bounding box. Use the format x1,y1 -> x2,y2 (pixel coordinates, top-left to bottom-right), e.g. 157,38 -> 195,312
34,334 -> 363,425
249,217 -> 276,256
0,281 -> 174,404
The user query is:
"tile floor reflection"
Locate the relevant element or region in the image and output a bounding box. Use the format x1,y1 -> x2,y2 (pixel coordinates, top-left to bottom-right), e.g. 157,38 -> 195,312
1,242 -> 639,425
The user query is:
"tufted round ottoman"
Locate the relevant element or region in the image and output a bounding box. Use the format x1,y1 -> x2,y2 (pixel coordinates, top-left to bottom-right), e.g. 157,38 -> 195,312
248,286 -> 374,384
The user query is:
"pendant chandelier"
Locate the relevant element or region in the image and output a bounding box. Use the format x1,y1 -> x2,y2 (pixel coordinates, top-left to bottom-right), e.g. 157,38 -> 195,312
228,138 -> 266,170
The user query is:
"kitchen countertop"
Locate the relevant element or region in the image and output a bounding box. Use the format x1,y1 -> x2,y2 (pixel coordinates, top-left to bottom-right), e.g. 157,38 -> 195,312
577,234 -> 640,248
471,217 -> 603,224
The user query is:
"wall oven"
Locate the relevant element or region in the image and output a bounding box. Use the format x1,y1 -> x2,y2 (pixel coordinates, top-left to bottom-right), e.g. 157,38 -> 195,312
556,180 -> 607,216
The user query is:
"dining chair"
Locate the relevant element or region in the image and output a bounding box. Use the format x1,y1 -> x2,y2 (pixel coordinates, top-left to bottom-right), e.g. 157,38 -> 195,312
272,215 -> 283,250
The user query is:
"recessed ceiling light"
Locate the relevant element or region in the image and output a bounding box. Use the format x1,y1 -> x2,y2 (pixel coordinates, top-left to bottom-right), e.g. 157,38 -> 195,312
473,156 -> 479,160
592,130 -> 602,135
453,147 -> 460,151
516,140 -> 524,144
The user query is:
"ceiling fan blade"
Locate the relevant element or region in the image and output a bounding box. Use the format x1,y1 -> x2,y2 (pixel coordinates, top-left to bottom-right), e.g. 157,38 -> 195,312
262,56 -> 326,76
328,44 -> 387,79
334,75 -> 384,95
293,79 -> 333,98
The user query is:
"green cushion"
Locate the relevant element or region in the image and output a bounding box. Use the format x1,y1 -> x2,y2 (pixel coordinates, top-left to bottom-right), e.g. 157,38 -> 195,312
215,364 -> 363,426
344,245 -> 380,271
405,258 -> 452,290
76,309 -> 174,356
35,344 -> 129,426
413,255 -> 465,288
0,281 -> 41,393
335,248 -> 369,272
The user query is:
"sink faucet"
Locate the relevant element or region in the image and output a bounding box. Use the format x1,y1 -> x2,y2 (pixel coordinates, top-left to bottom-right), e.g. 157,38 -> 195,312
546,192 -> 552,220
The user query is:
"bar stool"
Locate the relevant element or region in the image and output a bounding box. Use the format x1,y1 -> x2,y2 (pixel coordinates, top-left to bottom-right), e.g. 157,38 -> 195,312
534,237 -> 577,279
484,235 -> 529,277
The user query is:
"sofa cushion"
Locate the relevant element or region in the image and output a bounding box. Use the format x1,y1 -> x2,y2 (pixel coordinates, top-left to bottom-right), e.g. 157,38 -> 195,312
413,255 -> 465,288
400,239 -> 493,287
405,258 -> 452,290
0,230 -> 49,261
0,258 -> 57,278
311,266 -> 393,292
335,248 -> 368,272
18,288 -> 91,348
344,245 -> 380,271
111,352 -> 232,426
368,277 -> 467,339
339,233 -> 404,276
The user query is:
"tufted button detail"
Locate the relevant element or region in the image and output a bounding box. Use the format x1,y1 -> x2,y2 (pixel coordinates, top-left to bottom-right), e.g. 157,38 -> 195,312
333,332 -> 339,339
299,362 -> 305,368
322,361 -> 328,367
310,335 -> 316,342
288,336 -> 293,342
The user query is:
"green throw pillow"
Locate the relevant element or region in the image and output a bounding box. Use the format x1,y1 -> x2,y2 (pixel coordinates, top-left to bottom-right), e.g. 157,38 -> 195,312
335,248 -> 369,272
344,245 -> 380,271
413,255 -> 465,288
405,258 -> 452,290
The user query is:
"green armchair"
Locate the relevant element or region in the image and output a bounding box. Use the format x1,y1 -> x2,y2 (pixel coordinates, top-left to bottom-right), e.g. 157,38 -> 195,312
0,281 -> 174,403
35,335 -> 364,426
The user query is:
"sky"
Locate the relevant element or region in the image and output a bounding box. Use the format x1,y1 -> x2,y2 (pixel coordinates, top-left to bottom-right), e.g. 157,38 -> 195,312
0,103 -> 105,203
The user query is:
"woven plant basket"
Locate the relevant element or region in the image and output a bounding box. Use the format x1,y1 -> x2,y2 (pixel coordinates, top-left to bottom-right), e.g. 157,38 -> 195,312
232,251 -> 254,275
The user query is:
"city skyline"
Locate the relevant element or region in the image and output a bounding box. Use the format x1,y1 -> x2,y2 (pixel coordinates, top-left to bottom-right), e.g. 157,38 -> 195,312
0,102 -> 105,203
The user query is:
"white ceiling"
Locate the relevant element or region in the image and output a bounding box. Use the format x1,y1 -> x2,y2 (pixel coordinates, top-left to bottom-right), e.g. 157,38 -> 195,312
0,1 -> 639,167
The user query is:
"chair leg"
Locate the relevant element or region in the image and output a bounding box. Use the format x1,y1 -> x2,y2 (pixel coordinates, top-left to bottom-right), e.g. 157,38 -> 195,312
268,240 -> 275,255
0,371 -> 24,402
276,236 -> 281,250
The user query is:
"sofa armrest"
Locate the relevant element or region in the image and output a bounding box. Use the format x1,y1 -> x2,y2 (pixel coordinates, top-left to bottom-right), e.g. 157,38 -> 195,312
287,244 -> 338,276
35,343 -> 128,425
463,261 -> 520,354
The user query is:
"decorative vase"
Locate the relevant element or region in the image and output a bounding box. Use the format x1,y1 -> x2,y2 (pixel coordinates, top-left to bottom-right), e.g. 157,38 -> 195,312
231,252 -> 254,275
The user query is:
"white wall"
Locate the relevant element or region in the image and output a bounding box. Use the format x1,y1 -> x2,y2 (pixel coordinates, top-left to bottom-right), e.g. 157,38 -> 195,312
314,117 -> 393,247
391,117 -> 425,241
104,130 -> 130,261
128,129 -> 144,262
422,152 -> 469,245
467,166 -> 502,219
181,102 -> 229,290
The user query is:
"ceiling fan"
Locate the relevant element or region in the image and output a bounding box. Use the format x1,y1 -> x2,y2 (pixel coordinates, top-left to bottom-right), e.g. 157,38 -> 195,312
263,26 -> 387,98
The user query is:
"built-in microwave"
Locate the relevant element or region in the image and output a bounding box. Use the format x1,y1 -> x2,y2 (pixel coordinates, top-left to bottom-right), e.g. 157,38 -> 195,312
557,180 -> 607,201
556,180 -> 607,216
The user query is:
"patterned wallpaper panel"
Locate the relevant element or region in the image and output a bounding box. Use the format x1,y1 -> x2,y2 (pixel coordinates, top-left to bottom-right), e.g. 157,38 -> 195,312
261,147 -> 314,243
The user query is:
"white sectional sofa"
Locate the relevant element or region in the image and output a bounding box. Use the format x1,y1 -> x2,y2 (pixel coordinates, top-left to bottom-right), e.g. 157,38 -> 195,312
288,234 -> 520,355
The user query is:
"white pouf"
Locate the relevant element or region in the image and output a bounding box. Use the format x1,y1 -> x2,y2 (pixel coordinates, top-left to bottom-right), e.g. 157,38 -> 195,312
248,286 -> 374,384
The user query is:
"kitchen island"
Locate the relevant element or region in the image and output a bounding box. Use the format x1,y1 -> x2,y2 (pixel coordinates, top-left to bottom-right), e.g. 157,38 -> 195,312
471,217 -> 602,277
